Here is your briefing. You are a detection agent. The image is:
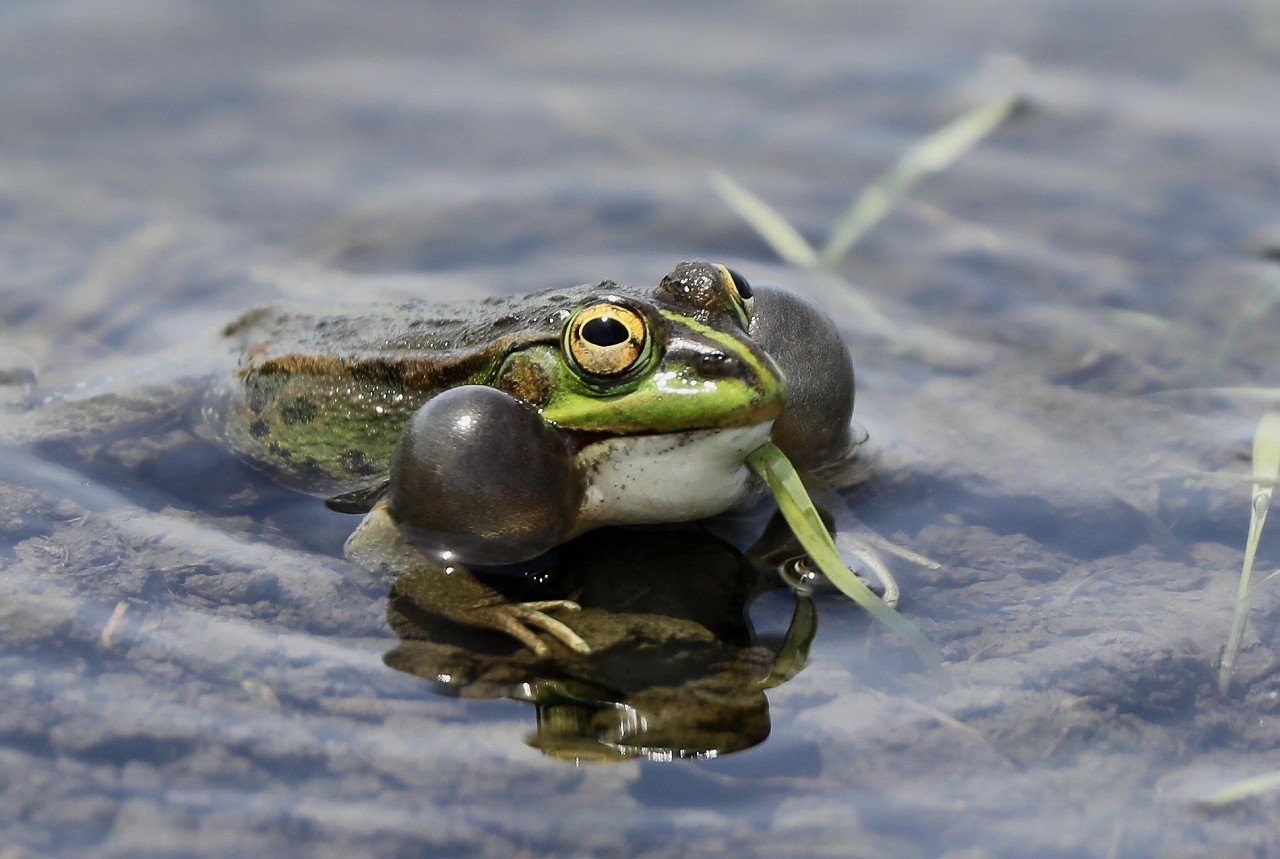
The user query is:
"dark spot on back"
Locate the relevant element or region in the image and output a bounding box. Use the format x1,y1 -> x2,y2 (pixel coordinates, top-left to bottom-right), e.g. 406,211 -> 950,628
244,376 -> 279,413
340,448 -> 380,476
496,356 -> 552,408
240,368 -> 290,412
280,396 -> 319,425
248,419 -> 270,439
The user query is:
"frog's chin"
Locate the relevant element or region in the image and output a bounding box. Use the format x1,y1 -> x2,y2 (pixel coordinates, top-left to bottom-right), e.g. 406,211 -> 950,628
572,421 -> 774,529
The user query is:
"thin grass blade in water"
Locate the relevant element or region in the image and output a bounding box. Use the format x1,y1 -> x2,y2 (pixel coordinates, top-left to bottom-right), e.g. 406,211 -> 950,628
746,441 -> 944,670
707,170 -> 819,268
820,94 -> 1025,265
1218,412 -> 1280,694
1209,276 -> 1280,374
1148,387 -> 1280,404
1197,770 -> 1280,810
1256,412 -> 1280,491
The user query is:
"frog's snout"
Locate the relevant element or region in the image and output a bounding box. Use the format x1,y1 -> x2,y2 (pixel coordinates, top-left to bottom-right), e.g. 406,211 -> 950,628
695,349 -> 749,379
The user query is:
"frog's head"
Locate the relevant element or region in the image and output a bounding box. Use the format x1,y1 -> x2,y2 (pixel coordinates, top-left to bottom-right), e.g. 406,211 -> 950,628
520,261 -> 787,438
650,260 -> 856,468
494,261 -> 854,465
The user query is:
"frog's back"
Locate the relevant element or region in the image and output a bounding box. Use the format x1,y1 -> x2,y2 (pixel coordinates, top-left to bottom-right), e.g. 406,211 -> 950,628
210,290 -> 584,496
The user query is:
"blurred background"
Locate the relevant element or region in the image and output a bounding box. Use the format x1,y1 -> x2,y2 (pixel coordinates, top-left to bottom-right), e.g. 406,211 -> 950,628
2,1 -> 1280,856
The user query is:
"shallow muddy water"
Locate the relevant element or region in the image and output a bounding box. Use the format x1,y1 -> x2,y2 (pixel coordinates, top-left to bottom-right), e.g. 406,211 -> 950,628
3,1 -> 1280,857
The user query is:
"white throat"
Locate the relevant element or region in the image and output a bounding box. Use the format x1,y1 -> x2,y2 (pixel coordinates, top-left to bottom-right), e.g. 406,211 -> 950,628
573,422 -> 773,530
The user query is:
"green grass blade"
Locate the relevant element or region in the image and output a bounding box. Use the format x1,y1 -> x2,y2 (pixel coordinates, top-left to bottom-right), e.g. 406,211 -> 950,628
1198,770 -> 1280,810
708,170 -> 819,268
820,94 -> 1024,265
1147,387 -> 1280,403
1256,568 -> 1280,588
1218,412 -> 1280,694
746,442 -> 944,670
758,596 -> 818,688
1210,276 -> 1280,373
1254,413 -> 1280,487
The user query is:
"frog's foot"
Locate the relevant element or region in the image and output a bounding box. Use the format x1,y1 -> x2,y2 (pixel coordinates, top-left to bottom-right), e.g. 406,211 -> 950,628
478,599 -> 590,657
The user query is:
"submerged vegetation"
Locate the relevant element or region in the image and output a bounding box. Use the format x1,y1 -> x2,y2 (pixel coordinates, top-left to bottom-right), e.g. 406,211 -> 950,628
711,89 -> 1280,806
747,442 -> 945,670
710,94 -> 1025,341
1217,412 -> 1280,694
709,97 -> 1021,667
714,97 -> 1021,669
1175,282 -> 1280,805
1188,277 -> 1280,702
1209,276 -> 1280,374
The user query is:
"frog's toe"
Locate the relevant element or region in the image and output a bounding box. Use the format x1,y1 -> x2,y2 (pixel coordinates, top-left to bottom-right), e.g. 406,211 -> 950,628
483,600 -> 591,657
511,600 -> 591,655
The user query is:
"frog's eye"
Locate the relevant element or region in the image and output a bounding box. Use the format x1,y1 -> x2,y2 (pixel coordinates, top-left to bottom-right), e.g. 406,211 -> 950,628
715,264 -> 754,327
564,301 -> 650,379
725,267 -> 752,300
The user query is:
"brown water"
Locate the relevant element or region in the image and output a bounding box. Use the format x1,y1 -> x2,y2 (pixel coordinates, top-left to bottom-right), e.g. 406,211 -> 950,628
3,1 -> 1280,856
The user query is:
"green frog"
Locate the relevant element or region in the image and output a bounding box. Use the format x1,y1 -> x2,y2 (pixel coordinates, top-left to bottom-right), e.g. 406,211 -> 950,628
19,260 -> 855,656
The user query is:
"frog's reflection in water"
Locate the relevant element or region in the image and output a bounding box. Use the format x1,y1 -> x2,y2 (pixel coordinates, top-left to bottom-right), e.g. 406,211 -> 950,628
383,526 -> 816,761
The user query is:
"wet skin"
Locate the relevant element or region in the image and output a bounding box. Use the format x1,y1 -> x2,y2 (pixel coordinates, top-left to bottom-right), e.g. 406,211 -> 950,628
209,260 -> 856,654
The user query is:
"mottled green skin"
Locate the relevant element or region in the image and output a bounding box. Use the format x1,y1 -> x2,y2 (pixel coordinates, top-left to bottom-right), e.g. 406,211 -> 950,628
209,262 -> 786,496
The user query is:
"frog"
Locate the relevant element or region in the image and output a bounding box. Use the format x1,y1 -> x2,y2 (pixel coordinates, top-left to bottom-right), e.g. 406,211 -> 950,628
4,260 -> 855,655
204,260 -> 856,656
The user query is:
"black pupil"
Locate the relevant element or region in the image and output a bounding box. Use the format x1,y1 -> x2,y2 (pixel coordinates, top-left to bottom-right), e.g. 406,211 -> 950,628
727,267 -> 752,299
582,315 -> 630,347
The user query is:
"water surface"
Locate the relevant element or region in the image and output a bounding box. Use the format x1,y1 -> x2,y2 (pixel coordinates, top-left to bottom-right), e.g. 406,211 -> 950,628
3,1 -> 1280,856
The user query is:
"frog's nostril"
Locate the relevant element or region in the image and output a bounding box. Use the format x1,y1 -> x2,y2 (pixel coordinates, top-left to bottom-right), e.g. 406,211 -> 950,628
674,339 -> 757,380
700,352 -> 735,373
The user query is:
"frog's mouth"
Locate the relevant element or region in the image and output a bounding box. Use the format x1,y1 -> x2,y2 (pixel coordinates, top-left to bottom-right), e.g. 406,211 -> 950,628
571,420 -> 774,529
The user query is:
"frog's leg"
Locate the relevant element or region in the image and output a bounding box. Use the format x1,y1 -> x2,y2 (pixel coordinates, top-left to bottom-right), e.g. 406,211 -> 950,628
348,502 -> 590,656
